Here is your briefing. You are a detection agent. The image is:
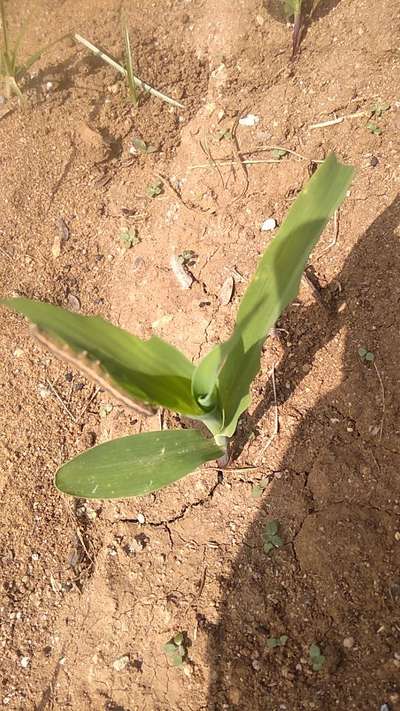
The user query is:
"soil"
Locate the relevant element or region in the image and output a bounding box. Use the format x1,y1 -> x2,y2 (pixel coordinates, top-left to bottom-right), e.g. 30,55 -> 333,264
1,0 -> 400,709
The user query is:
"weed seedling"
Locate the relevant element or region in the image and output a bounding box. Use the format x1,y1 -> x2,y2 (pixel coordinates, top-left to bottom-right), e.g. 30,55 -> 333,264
146,179 -> 163,198
263,520 -> 284,554
131,137 -> 158,155
119,227 -> 140,249
163,633 -> 187,667
367,122 -> 382,136
309,643 -> 325,671
74,32 -> 184,109
251,478 -> 270,498
358,346 -> 375,363
282,0 -> 323,56
1,154 -> 353,500
266,635 -> 288,649
0,0 -> 68,99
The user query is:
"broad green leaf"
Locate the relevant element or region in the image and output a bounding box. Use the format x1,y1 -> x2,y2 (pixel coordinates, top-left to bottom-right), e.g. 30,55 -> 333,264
55,429 -> 223,499
3,298 -> 203,415
193,154 -> 354,437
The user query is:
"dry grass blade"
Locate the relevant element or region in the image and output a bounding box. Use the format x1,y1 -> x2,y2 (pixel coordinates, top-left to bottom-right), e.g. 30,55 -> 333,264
74,33 -> 184,109
123,25 -> 138,106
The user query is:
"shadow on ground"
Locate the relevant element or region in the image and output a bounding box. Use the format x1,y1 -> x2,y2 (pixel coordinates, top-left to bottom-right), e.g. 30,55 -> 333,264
207,196 -> 400,709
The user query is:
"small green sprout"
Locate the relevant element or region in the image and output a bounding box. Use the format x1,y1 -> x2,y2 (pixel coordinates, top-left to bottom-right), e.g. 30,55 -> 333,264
251,478 -> 270,498
1,154 -> 353,500
146,179 -> 163,198
367,122 -> 382,136
370,99 -> 390,118
119,227 -> 140,249
309,643 -> 325,671
0,0 -> 68,100
358,346 -> 375,363
163,632 -> 187,667
266,635 -> 288,649
271,148 -> 288,160
263,520 -> 284,554
131,137 -> 158,155
215,127 -> 232,141
178,249 -> 197,266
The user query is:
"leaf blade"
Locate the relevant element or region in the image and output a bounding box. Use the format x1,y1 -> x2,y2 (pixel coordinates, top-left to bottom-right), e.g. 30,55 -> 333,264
55,429 -> 223,499
3,298 -> 203,415
194,153 -> 354,436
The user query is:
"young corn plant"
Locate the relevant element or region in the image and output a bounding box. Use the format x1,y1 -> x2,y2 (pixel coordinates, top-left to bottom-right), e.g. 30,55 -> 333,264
2,154 -> 353,500
0,0 -> 68,99
283,0 -> 323,56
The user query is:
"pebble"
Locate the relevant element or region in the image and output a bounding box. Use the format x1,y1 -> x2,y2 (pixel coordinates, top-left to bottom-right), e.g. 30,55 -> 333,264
394,532 -> 400,541
252,659 -> 261,671
261,218 -> 277,232
370,156 -> 379,167
20,656 -> 30,668
343,637 -> 354,649
113,655 -> 129,671
239,114 -> 260,127
37,383 -> 50,399
13,348 -> 24,358
219,276 -> 235,305
137,513 -> 145,524
67,293 -> 81,312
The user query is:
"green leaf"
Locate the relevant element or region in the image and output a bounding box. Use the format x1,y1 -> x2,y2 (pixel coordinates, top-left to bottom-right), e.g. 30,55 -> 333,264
367,122 -> 382,136
2,298 -> 203,415
263,542 -> 274,554
163,643 -> 177,654
265,520 -> 279,536
271,534 -> 283,548
309,643 -> 320,658
193,154 -> 354,437
266,637 -> 279,649
173,633 -> 184,645
55,429 -> 224,499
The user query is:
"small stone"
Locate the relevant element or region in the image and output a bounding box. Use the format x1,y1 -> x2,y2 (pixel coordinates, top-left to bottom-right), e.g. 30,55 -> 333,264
394,532 -> 400,541
219,276 -> 235,305
252,659 -> 261,671
343,637 -> 354,649
20,656 -> 30,668
256,14 -> 264,25
239,114 -> 260,127
31,552 -> 40,561
370,156 -> 379,167
261,217 -> 277,232
37,383 -> 50,399
113,655 -> 129,671
67,293 -> 81,312
45,81 -> 53,91
13,347 -> 24,357
137,513 -> 145,524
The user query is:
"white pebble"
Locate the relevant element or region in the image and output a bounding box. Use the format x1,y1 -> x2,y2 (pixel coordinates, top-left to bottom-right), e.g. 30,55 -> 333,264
239,114 -> 260,127
20,656 -> 30,668
113,655 -> 129,671
137,513 -> 145,524
343,637 -> 354,649
261,218 -> 277,232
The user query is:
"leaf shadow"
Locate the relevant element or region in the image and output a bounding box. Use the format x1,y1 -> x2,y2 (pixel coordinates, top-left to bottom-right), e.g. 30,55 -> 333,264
207,194 -> 400,709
